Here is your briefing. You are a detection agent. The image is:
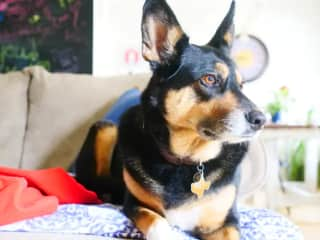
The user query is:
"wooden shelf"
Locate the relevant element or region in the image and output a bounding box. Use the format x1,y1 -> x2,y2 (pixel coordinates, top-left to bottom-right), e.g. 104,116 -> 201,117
265,124 -> 320,129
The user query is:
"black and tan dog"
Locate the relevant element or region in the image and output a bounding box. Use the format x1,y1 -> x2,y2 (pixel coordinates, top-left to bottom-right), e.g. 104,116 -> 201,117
75,0 -> 266,239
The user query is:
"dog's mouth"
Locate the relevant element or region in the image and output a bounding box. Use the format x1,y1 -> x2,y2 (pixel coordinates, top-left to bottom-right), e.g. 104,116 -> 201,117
198,110 -> 265,143
198,127 -> 218,139
198,126 -> 260,144
198,126 -> 257,141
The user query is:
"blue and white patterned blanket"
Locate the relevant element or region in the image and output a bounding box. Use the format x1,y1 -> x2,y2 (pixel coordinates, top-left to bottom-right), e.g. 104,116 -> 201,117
0,204 -> 303,240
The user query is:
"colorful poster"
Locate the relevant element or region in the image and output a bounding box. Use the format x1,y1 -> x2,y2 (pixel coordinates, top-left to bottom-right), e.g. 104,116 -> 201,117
0,0 -> 92,73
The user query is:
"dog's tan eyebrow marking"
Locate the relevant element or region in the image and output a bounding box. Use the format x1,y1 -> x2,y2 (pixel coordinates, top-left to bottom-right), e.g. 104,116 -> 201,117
215,62 -> 229,80
123,168 -> 164,214
95,124 -> 118,177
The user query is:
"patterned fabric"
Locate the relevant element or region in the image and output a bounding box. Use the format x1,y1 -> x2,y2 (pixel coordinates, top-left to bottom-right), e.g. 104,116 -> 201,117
0,204 -> 303,240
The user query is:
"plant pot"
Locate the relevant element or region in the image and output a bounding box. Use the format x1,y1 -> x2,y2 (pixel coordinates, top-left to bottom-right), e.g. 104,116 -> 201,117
272,111 -> 281,123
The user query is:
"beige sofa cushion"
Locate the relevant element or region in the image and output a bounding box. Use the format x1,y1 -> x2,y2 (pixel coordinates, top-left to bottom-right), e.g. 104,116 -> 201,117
21,66 -> 150,169
0,71 -> 29,168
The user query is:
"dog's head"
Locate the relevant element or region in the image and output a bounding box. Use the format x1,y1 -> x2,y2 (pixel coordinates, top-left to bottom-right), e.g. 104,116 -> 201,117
141,0 -> 266,163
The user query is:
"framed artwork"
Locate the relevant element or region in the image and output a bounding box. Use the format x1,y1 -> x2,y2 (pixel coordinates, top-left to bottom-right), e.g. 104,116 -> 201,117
0,0 -> 93,73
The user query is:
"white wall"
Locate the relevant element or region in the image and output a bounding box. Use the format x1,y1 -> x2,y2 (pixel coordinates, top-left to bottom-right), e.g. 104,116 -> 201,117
93,0 -> 320,124
93,0 -> 234,76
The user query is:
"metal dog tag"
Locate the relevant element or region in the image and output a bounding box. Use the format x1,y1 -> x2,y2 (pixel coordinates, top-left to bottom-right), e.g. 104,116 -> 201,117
191,164 -> 211,199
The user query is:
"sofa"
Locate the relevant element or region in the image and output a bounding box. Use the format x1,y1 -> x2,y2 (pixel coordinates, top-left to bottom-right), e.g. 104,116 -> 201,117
0,66 -> 303,239
0,66 -> 150,170
0,66 -> 151,239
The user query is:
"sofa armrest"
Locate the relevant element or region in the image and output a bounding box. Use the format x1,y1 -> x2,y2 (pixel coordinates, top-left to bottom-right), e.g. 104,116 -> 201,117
0,71 -> 30,168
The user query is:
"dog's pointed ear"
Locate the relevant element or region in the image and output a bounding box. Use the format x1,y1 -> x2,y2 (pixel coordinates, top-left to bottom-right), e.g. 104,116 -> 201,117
208,0 -> 235,55
141,0 -> 185,65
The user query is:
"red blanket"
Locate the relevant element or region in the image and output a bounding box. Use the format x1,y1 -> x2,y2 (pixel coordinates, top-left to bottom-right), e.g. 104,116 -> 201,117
0,167 -> 102,226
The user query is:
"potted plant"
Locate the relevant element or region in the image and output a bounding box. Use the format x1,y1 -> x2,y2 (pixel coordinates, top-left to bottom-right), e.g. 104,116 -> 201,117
287,141 -> 305,182
266,86 -> 290,123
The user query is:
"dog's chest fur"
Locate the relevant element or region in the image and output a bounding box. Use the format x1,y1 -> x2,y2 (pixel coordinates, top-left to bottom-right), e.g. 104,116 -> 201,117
165,184 -> 236,232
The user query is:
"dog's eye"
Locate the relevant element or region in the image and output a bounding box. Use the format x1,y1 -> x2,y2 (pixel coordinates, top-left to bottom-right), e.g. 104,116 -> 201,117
200,74 -> 219,87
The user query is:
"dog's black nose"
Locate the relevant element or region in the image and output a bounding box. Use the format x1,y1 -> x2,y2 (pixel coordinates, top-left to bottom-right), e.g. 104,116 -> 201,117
246,110 -> 266,130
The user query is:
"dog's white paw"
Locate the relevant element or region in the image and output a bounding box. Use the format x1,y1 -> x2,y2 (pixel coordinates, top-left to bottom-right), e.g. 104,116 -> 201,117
146,219 -> 183,240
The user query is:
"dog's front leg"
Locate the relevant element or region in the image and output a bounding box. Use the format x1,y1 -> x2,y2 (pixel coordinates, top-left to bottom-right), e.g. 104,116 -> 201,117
126,206 -> 182,240
200,226 -> 240,240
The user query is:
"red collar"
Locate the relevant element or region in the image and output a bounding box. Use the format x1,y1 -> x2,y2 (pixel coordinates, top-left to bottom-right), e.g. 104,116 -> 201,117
159,148 -> 196,166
